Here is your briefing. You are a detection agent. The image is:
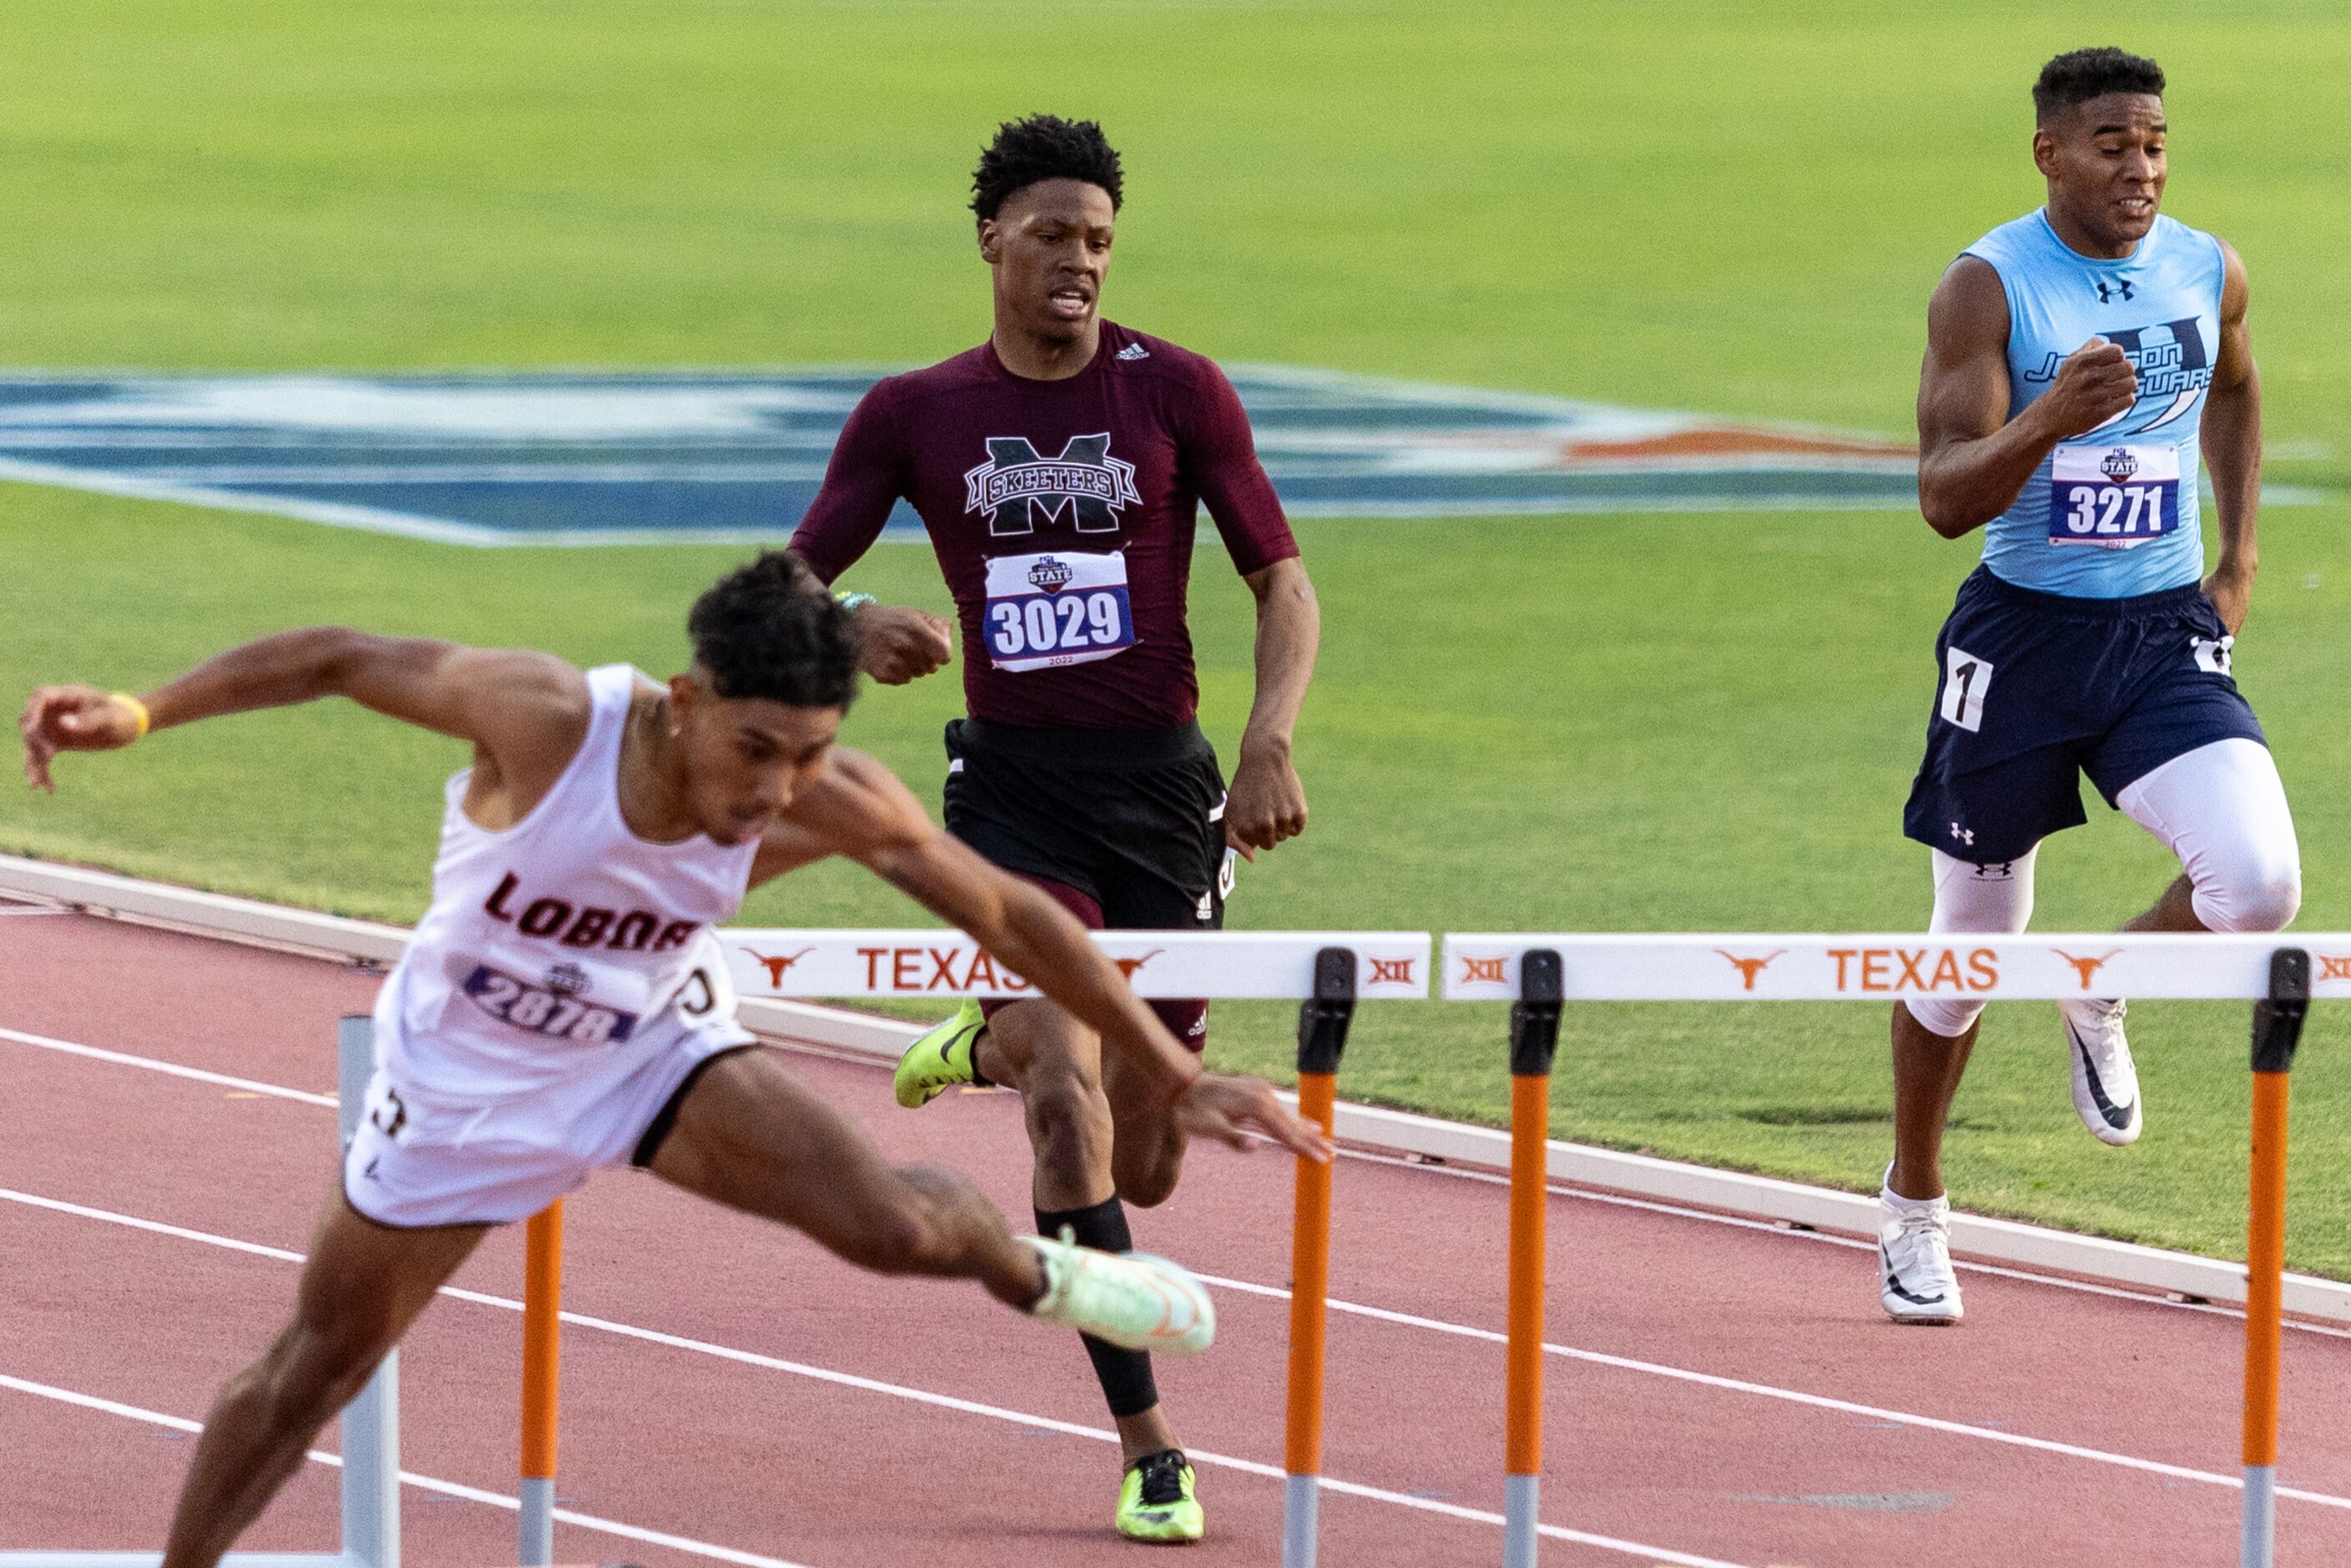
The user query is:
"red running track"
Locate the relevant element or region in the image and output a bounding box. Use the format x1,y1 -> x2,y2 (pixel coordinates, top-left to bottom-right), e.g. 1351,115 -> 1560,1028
6,905 -> 2351,1568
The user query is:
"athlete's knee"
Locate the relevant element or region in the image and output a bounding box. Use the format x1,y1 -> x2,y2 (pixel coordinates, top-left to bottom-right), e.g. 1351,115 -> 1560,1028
250,1313 -> 387,1436
2195,852 -> 2303,933
852,1166 -> 982,1276
1111,1136 -> 1183,1210
1023,1065 -> 1115,1169
1902,996 -> 1983,1039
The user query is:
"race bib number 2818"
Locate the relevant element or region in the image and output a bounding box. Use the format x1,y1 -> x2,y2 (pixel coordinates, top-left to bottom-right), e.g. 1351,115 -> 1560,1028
982,551 -> 1137,672
2047,443 -> 2180,548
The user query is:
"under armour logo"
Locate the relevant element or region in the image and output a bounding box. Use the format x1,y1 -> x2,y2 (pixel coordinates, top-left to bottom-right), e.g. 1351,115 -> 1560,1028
2096,280 -> 2136,304
1949,822 -> 1976,847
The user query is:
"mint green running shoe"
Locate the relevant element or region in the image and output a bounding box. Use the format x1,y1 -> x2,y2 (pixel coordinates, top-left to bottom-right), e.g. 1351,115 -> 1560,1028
1024,1227 -> 1216,1356
893,999 -> 985,1109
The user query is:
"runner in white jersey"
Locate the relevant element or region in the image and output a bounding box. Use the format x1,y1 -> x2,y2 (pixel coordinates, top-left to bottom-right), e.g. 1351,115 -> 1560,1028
1878,48 -> 2301,1325
18,550 -> 1326,1566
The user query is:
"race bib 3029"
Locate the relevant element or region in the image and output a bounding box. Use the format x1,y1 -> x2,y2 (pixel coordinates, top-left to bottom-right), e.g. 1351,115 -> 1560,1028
982,551 -> 1137,672
2046,443 -> 2181,548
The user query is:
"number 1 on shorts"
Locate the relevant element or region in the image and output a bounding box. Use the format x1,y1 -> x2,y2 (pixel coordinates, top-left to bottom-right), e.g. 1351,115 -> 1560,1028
1940,646 -> 1992,732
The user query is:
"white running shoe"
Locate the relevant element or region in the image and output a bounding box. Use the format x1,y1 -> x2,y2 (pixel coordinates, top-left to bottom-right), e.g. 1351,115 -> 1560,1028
1024,1227 -> 1216,1356
2060,997 -> 2142,1146
1878,1180 -> 1963,1325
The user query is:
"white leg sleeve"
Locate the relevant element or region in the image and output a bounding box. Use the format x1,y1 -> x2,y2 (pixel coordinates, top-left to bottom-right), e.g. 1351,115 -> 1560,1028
2116,737 -> 2303,933
1904,846 -> 2038,1038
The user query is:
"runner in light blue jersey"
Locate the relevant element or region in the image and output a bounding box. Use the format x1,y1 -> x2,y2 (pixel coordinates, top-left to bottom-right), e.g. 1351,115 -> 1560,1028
1877,48 -> 2302,1326
1967,206 -> 2223,597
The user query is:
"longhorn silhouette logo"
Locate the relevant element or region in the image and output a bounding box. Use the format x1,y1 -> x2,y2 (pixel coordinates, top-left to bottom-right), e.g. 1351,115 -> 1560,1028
2053,948 -> 2121,989
1716,950 -> 1787,991
747,948 -> 815,986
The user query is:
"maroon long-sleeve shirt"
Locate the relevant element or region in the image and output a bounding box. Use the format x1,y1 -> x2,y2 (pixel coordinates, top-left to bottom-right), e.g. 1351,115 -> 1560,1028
790,321 -> 1299,731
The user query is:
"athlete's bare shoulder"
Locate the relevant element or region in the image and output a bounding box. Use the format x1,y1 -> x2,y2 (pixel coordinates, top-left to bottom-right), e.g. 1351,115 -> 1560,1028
1925,255 -> 2011,353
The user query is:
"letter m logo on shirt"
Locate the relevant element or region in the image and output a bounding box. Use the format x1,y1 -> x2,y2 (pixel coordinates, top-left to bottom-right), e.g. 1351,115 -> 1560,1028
963,432 -> 1142,537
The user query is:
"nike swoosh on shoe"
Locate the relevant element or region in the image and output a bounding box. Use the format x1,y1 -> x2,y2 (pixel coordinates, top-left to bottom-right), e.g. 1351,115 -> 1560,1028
2070,1024 -> 2137,1129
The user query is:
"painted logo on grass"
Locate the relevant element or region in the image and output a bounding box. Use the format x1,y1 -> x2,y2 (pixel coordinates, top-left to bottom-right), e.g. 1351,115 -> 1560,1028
0,367 -> 1918,547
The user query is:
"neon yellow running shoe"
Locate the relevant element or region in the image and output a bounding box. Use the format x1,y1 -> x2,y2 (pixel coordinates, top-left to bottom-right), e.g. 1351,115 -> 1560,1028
1116,1449 -> 1203,1543
893,999 -> 985,1108
1024,1229 -> 1216,1356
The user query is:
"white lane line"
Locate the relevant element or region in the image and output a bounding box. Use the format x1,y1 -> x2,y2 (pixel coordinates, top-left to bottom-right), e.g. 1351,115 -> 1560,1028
0,1372 -> 816,1568
19,1016 -> 2335,1338
0,1025 -> 336,1106
10,1184 -> 2348,1527
1195,1272 -> 2351,1505
1338,1145 -> 2351,1338
0,1189 -> 1747,1566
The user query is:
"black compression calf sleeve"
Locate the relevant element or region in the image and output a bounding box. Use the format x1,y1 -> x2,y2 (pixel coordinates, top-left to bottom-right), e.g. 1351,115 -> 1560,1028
1037,1195 -> 1160,1418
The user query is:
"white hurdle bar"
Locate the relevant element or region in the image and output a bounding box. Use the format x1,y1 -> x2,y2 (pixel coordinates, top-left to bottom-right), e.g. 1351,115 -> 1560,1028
1442,931 -> 2351,1003
1447,932 -> 2335,1568
0,1017 -> 401,1568
720,928 -> 1433,1001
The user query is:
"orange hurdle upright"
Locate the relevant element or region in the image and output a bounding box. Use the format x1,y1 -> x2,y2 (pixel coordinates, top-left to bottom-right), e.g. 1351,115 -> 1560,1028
1504,950 -> 1563,1568
519,1200 -> 566,1566
2241,948 -> 2309,1568
1282,948 -> 1358,1568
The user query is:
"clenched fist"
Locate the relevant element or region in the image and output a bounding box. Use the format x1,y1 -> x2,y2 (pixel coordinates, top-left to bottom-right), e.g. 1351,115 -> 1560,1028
2038,337 -> 2139,438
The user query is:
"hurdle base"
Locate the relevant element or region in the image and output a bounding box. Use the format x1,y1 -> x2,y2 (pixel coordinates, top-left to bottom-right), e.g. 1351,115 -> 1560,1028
2241,1464 -> 2275,1568
1504,1473 -> 1540,1567
1281,1474 -> 1319,1568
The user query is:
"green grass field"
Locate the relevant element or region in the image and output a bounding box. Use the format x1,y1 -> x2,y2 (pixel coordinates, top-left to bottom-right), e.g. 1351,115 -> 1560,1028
3,1 -> 2347,1273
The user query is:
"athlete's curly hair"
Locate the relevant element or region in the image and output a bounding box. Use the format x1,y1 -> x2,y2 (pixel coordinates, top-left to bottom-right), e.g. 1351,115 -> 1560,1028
687,550 -> 857,711
2033,48 -> 2165,123
970,114 -> 1123,219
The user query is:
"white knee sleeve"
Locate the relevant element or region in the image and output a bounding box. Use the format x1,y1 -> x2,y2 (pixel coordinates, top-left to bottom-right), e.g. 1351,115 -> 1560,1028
2117,738 -> 2303,933
1904,847 -> 2038,1038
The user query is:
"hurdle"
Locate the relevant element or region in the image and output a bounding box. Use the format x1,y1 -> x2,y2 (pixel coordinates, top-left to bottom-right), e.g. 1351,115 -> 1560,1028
0,1014 -> 402,1568
1444,931 -> 2342,1566
712,927 -> 1427,1568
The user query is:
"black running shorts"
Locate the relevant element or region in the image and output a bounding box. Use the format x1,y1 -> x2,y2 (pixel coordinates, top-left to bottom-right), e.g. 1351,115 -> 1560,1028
942,718 -> 1231,1050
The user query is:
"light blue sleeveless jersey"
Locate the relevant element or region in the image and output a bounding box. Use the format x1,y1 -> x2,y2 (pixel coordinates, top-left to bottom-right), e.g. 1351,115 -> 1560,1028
1966,209 -> 2225,597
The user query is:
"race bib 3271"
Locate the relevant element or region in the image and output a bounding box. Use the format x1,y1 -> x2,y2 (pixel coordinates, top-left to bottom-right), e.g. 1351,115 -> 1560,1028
982,551 -> 1137,672
2046,443 -> 2181,548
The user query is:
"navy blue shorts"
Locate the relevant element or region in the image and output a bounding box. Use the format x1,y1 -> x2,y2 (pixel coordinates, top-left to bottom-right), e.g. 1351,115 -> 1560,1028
1903,567 -> 2264,865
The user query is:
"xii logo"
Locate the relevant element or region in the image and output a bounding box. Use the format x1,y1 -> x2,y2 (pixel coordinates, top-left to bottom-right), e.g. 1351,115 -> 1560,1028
2318,955 -> 2351,983
1368,958 -> 1417,987
1459,956 -> 1509,986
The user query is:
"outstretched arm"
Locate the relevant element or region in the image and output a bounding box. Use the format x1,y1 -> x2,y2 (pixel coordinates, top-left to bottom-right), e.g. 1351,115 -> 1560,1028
2199,240 -> 2261,635
754,751 -> 1328,1159
1915,255 -> 2139,538
20,629 -> 586,802
1224,555 -> 1319,860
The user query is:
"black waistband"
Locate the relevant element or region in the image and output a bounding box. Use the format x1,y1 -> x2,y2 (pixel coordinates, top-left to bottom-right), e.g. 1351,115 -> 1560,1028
1969,566 -> 2207,620
958,717 -> 1210,766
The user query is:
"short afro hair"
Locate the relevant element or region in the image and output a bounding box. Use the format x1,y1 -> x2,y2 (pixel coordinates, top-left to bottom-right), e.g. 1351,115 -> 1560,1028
686,550 -> 857,711
971,114 -> 1122,220
2034,48 -> 2165,123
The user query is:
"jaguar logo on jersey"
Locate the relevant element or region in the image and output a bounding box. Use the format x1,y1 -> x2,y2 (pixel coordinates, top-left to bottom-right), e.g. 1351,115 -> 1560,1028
2100,448 -> 2140,480
2022,316 -> 2212,431
1028,555 -> 1075,592
963,432 -> 1141,537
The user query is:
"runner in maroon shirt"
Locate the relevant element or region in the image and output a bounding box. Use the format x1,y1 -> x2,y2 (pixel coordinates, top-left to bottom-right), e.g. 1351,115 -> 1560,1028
790,114 -> 1322,1544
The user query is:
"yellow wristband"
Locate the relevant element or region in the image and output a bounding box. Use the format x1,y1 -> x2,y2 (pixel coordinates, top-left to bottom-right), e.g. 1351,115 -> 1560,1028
110,692 -> 151,740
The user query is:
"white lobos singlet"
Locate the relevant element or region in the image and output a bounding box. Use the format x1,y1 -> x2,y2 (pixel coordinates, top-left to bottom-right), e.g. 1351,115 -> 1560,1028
374,664 -> 760,1105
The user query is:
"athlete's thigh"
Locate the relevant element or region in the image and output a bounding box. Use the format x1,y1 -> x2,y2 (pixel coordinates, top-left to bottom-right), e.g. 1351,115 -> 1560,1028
296,1186 -> 488,1357
645,1047 -> 913,1246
